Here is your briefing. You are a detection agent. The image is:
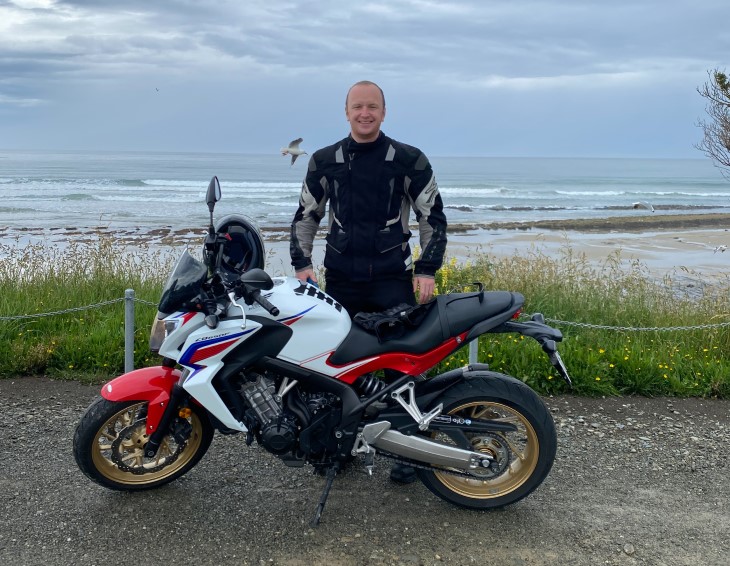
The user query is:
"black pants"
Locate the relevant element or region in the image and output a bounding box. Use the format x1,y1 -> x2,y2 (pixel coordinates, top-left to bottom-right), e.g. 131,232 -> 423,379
328,272 -> 418,479
324,271 -> 416,318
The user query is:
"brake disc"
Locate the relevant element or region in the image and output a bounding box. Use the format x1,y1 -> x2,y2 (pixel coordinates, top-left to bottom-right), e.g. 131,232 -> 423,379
110,419 -> 184,475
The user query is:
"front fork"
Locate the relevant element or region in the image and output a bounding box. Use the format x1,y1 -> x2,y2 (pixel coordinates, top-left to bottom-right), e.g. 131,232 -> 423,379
143,383 -> 188,458
101,360 -> 191,457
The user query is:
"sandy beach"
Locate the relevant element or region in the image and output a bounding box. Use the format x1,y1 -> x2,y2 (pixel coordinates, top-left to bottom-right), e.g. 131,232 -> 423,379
2,213 -> 729,281
446,226 -> 730,277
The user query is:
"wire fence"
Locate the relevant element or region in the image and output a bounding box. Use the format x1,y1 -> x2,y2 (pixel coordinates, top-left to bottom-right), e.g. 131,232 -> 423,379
543,318 -> 730,332
3,290 -> 730,373
0,290 -> 157,373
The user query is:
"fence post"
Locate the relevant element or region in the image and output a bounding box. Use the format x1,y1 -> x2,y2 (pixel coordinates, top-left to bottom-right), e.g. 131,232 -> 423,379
124,289 -> 135,373
468,338 -> 478,365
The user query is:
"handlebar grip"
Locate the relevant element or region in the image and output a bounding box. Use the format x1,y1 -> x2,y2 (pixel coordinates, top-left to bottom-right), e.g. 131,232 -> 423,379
254,291 -> 280,317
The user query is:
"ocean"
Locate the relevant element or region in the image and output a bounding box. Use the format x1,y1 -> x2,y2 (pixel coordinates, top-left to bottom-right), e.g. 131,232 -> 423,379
1,149 -> 727,234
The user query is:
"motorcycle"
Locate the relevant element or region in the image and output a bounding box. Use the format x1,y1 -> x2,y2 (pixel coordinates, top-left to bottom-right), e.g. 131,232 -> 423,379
73,176 -> 572,525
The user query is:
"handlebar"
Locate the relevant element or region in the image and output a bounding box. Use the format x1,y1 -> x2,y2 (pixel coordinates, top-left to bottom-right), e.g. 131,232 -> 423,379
219,268 -> 280,318
251,290 -> 280,317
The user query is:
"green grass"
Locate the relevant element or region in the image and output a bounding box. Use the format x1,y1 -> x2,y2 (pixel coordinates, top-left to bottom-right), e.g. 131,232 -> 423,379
1,237 -> 729,397
0,237 -> 177,382
432,245 -> 730,398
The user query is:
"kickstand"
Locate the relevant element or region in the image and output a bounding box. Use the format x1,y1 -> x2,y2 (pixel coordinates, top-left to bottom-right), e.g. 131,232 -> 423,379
311,464 -> 339,527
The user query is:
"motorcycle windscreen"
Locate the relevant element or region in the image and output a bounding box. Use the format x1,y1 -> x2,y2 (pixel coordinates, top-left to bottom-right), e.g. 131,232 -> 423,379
158,249 -> 208,314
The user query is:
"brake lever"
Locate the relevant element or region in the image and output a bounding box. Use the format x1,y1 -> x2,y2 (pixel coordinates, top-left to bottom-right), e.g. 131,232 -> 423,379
227,291 -> 247,328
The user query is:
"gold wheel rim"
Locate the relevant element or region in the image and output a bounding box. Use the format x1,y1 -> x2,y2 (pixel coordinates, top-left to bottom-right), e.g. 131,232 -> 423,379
433,401 -> 539,499
91,402 -> 204,486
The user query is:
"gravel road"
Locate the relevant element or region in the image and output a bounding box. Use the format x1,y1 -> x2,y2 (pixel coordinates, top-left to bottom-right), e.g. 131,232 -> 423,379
1,377 -> 728,566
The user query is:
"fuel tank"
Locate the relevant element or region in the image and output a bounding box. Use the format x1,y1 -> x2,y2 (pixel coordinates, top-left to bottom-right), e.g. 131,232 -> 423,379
241,276 -> 352,368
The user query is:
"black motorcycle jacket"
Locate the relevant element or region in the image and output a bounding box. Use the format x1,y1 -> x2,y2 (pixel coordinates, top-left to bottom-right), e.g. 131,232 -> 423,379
290,132 -> 447,282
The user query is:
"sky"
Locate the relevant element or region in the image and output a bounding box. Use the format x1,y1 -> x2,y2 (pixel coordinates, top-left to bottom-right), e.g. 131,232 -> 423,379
0,0 -> 728,158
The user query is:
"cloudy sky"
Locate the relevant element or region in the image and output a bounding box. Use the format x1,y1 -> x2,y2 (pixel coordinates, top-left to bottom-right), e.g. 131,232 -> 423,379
1,0 -> 727,157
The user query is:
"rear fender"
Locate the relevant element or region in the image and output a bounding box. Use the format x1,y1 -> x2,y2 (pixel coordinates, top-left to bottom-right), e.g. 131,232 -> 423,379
414,363 -> 492,405
101,366 -> 181,434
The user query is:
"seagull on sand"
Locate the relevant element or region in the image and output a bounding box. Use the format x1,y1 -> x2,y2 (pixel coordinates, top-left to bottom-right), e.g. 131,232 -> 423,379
281,138 -> 307,165
632,201 -> 655,212
714,244 -> 727,253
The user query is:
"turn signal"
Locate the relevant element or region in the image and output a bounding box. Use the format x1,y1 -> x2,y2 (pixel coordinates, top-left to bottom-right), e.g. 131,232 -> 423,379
178,407 -> 192,419
149,317 -> 166,352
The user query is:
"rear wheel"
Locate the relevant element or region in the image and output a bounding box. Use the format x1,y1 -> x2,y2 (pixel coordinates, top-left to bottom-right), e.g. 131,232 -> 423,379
73,397 -> 214,490
416,372 -> 556,509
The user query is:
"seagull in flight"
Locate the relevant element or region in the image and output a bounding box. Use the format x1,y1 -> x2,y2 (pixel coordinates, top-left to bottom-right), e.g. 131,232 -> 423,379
281,138 -> 307,165
632,201 -> 655,212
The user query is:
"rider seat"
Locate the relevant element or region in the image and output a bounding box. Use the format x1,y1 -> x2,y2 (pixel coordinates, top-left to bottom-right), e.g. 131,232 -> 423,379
328,291 -> 524,366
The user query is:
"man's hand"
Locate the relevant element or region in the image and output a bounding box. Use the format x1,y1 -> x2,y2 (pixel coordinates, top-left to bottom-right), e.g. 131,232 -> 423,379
413,275 -> 435,303
295,268 -> 317,284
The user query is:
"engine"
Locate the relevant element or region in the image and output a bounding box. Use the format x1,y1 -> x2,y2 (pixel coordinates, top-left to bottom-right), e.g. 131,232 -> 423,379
239,373 -> 340,457
239,373 -> 298,455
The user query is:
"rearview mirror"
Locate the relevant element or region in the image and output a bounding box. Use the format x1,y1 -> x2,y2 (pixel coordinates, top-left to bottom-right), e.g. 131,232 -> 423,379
206,176 -> 221,212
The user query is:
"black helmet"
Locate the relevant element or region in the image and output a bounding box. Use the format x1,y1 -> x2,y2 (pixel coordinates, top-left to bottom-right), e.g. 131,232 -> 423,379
214,214 -> 265,277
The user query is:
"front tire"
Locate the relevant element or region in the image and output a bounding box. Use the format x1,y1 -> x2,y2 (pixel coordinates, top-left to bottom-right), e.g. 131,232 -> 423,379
73,397 -> 214,490
416,372 -> 556,510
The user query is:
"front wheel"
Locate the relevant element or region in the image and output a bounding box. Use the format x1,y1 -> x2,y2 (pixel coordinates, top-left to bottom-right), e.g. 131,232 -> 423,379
417,372 -> 556,510
73,397 -> 214,490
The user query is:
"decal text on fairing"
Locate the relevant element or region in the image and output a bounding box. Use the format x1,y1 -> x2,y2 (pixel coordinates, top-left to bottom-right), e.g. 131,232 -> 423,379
196,332 -> 235,342
293,281 -> 343,311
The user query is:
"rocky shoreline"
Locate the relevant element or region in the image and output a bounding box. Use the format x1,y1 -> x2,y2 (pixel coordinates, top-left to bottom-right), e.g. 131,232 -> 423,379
452,212 -> 730,233
2,212 -> 730,247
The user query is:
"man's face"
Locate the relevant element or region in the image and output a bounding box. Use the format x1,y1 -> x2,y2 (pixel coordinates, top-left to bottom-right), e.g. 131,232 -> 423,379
345,84 -> 386,143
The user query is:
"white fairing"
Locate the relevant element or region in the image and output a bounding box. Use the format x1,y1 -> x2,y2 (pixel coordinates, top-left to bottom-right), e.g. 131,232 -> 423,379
243,277 -> 352,373
157,276 -> 356,433
182,317 -> 264,432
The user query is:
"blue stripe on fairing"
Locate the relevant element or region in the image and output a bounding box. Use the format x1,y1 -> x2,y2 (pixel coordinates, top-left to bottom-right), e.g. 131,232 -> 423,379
179,328 -> 255,368
278,305 -> 316,323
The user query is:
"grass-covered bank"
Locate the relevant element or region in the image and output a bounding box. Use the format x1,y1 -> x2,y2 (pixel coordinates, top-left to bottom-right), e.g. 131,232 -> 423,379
1,237 -> 729,398
0,238 -> 177,379
434,250 -> 730,398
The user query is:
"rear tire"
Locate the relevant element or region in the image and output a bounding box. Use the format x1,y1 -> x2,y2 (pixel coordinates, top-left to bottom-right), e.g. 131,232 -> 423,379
73,397 -> 214,491
416,372 -> 556,510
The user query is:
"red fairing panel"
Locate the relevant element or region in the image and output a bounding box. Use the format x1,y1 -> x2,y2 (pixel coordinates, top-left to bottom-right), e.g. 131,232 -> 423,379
331,334 -> 466,384
100,366 -> 181,434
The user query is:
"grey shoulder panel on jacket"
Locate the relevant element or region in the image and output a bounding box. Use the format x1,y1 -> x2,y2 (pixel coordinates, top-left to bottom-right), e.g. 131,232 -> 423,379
309,138 -> 349,170
385,137 -> 430,170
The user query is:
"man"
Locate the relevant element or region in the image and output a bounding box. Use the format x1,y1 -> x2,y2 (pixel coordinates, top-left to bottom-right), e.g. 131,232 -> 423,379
290,80 -> 448,483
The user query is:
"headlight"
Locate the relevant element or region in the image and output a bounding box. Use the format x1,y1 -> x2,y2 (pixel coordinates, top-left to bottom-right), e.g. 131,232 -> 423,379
149,314 -> 181,353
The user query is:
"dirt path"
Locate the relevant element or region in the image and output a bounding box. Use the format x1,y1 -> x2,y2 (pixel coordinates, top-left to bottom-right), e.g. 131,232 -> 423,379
1,377 -> 728,565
